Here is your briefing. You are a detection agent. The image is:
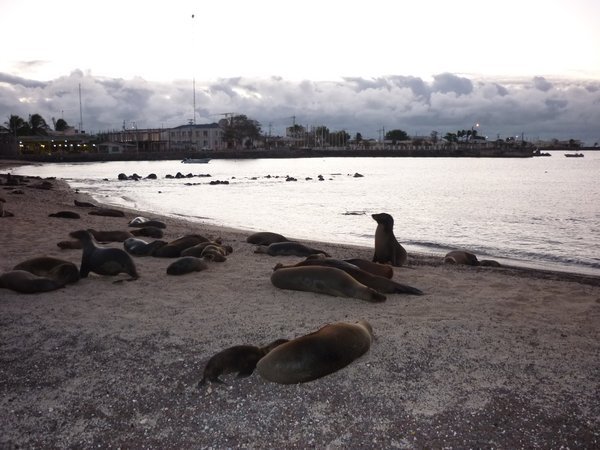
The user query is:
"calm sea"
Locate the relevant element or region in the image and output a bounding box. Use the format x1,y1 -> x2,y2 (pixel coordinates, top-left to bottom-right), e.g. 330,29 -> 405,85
10,151 -> 600,276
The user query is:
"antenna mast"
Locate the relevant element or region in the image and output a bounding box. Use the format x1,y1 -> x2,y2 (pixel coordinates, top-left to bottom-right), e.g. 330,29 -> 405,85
78,83 -> 83,132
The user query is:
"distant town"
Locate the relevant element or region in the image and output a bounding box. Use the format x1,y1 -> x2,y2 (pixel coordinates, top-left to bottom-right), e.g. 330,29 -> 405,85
1,112 -> 597,161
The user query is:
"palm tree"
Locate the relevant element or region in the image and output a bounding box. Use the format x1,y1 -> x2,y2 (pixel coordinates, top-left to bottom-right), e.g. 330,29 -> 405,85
29,114 -> 49,135
4,115 -> 28,136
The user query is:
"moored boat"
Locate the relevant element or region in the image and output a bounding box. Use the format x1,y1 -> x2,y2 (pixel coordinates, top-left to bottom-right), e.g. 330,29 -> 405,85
182,157 -> 211,164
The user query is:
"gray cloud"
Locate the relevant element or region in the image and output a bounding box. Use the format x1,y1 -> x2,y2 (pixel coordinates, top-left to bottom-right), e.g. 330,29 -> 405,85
0,72 -> 598,145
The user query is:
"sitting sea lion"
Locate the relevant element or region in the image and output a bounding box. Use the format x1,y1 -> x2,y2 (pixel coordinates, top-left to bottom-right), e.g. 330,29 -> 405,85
274,257 -> 423,295
48,211 -> 81,219
152,234 -> 210,258
199,339 -> 289,386
246,231 -> 291,245
257,321 -> 373,384
13,256 -> 80,284
123,238 -> 168,256
88,208 -> 125,217
255,242 -> 331,257
166,256 -> 209,275
270,266 -> 386,302
70,229 -> 139,281
372,213 -> 408,267
88,229 -> 134,243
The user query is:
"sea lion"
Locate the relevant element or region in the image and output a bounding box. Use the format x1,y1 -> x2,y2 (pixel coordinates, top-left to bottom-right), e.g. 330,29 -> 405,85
246,232 -> 291,245
0,269 -> 73,294
48,211 -> 81,219
201,244 -> 229,262
255,242 -> 331,257
88,229 -> 134,243
274,257 -> 423,295
372,213 -> 407,267
152,234 -> 210,258
198,339 -> 289,386
57,240 -> 83,250
70,229 -> 139,281
128,217 -> 167,229
13,256 -> 80,284
130,226 -> 164,238
444,250 -> 501,267
166,256 -> 209,275
256,321 -> 373,384
123,238 -> 168,256
88,208 -> 125,217
74,199 -> 97,208
270,266 -> 386,302
344,258 -> 394,279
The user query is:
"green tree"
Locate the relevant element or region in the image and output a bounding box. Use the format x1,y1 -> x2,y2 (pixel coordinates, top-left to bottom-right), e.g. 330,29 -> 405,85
385,129 -> 409,144
444,132 -> 458,143
355,132 -> 363,143
222,114 -> 261,149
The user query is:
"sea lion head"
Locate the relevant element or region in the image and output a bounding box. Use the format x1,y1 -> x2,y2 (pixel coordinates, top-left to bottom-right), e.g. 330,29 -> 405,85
372,213 -> 394,227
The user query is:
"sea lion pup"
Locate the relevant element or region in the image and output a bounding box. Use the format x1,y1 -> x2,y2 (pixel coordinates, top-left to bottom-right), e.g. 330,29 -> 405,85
166,256 -> 209,275
372,213 -> 408,267
88,208 -> 125,217
13,256 -> 80,284
199,339 -> 289,386
246,231 -> 291,245
444,250 -> 501,267
257,321 -> 373,384
70,229 -> 139,281
48,211 -> 81,219
274,257 -> 423,295
128,217 -> 167,229
152,234 -> 210,258
255,242 -> 331,258
88,229 -> 134,243
0,269 -> 74,294
271,266 -> 386,303
74,199 -> 97,208
130,226 -> 164,239
344,258 -> 394,279
123,238 -> 168,256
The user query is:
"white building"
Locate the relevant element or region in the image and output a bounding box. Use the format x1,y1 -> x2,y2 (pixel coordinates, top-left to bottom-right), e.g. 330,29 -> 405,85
167,123 -> 225,151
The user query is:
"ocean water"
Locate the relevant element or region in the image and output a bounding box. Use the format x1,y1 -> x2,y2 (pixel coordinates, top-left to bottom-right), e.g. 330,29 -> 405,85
10,151 -> 600,276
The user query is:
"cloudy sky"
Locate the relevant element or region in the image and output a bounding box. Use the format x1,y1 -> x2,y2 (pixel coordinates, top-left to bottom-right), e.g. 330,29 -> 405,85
1,0 -> 599,144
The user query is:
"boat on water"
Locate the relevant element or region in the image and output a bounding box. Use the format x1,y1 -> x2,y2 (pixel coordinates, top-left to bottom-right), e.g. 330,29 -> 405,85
181,157 -> 211,164
564,152 -> 584,158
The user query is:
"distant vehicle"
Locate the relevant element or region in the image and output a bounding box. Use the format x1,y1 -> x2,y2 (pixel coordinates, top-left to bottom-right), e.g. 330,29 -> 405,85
181,157 -> 211,164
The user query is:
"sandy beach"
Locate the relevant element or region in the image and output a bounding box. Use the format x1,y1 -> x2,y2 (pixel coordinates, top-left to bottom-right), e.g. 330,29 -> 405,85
1,167 -> 599,448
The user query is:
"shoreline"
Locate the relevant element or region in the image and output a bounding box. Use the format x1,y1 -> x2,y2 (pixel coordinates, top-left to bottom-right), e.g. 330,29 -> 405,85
1,168 -> 599,447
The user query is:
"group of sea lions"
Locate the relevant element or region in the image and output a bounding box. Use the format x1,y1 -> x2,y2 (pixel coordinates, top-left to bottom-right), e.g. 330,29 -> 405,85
199,211 -> 503,386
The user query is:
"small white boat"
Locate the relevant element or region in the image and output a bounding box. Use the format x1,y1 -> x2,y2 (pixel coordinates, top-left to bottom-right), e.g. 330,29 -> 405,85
181,157 -> 211,164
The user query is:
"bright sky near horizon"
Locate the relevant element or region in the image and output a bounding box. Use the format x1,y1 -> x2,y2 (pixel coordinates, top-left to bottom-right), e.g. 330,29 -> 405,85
1,0 -> 599,82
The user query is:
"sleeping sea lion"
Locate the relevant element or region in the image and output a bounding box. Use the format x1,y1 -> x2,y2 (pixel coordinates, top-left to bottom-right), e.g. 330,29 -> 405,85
152,234 -> 210,258
255,242 -> 331,257
130,226 -> 164,238
270,266 -> 386,302
57,240 -> 83,250
444,250 -> 501,267
198,339 -> 289,386
0,270 -> 72,294
128,217 -> 167,229
74,199 -> 97,208
246,232 -> 291,245
256,321 -> 373,384
88,208 -> 125,217
48,211 -> 81,219
372,213 -> 407,267
88,229 -> 134,243
344,258 -> 394,279
166,257 -> 209,275
274,257 -> 423,295
70,229 -> 139,281
123,238 -> 167,256
13,256 -> 80,284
